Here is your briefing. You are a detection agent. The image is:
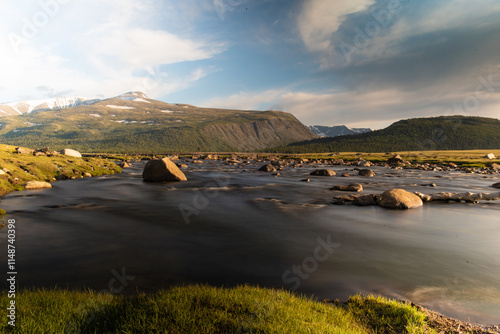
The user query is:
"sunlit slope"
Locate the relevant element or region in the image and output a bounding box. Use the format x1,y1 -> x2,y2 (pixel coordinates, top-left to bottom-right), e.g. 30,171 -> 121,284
0,94 -> 316,153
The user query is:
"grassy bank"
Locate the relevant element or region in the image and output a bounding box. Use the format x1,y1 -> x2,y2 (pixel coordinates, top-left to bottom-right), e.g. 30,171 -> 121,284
0,285 -> 435,334
0,144 -> 121,197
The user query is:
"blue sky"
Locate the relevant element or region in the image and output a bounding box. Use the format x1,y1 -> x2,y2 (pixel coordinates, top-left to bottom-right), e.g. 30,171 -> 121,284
1,0 -> 500,129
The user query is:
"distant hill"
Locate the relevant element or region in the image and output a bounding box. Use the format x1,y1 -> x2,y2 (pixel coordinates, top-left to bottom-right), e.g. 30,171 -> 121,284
309,125 -> 372,137
0,92 -> 317,153
266,116 -> 500,153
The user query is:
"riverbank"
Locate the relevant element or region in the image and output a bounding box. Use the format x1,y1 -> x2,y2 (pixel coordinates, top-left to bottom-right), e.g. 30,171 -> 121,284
1,285 -> 498,333
0,144 -> 121,197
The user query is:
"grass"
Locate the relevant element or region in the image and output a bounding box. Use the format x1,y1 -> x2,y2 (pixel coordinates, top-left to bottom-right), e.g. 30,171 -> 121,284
0,144 -> 121,197
0,285 -> 437,334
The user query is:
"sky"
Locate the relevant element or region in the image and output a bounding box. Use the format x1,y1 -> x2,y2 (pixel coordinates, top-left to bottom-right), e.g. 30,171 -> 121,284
1,0 -> 500,129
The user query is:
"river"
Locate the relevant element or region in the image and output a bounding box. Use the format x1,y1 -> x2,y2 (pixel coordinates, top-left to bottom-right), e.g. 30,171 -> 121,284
1,159 -> 499,324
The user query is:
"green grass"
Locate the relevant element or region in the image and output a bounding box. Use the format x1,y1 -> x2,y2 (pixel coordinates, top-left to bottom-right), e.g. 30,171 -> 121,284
0,144 -> 121,196
345,295 -> 435,334
0,285 -> 436,334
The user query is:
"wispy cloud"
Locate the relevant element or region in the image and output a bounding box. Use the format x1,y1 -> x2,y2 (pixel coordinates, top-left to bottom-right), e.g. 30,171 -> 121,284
0,0 -> 225,101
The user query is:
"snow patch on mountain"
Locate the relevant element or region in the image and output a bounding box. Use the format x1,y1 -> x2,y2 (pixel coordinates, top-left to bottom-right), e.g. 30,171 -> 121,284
107,105 -> 135,110
2,97 -> 99,114
0,91 -> 150,116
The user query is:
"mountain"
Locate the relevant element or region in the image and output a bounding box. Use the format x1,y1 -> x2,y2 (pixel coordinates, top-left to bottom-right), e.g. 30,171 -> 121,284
309,125 -> 372,137
0,92 -> 317,153
266,116 -> 500,153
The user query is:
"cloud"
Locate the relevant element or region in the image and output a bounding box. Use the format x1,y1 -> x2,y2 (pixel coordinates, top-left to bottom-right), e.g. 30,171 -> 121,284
297,0 -> 375,67
88,28 -> 223,69
0,0 -> 225,102
204,89 -> 286,110
202,74 -> 500,129
298,0 -> 375,53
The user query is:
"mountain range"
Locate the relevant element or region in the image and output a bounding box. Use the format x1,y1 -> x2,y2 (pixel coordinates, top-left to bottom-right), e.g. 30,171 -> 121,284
267,116 -> 500,153
0,92 -> 317,153
308,125 -> 372,137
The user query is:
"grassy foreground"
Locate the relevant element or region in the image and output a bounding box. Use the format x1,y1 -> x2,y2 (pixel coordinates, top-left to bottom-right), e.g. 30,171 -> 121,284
0,285 -> 435,334
0,144 -> 121,197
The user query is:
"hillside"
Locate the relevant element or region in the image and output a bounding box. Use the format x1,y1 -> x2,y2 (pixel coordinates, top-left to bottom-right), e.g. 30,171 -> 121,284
266,116 -> 500,153
309,125 -> 372,137
0,92 -> 317,153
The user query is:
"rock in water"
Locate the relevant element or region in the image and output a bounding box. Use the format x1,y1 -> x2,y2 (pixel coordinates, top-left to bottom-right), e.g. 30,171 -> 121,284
359,169 -> 376,177
310,169 -> 336,176
331,184 -> 363,192
492,182 -> 500,189
377,188 -> 423,209
258,164 -> 277,172
387,154 -> 404,165
143,158 -> 187,182
119,161 -> 131,168
25,181 -> 52,189
60,148 -> 82,158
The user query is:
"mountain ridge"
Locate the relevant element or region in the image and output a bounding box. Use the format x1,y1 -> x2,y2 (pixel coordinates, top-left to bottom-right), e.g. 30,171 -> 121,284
0,92 -> 317,152
266,116 -> 500,153
309,125 -> 372,137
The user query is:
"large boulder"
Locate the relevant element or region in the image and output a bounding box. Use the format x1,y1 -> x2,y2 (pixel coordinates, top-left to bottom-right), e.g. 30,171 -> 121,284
16,147 -> 34,154
377,189 -> 423,209
143,158 -> 187,182
258,164 -> 277,172
331,184 -> 363,192
387,154 -> 404,165
359,169 -> 376,177
310,169 -> 336,176
492,182 -> 500,189
60,148 -> 82,158
25,181 -> 52,190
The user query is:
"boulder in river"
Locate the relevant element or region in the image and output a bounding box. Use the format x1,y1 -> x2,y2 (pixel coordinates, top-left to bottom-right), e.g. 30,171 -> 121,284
119,161 -> 131,168
377,188 -> 423,209
492,182 -> 500,189
258,164 -> 277,172
387,154 -> 404,165
60,148 -> 82,158
331,184 -> 363,192
143,158 -> 187,182
25,181 -> 52,190
310,169 -> 336,176
359,169 -> 376,177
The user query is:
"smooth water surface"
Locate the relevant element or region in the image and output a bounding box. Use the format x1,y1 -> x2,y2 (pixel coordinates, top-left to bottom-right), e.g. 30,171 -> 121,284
1,160 -> 499,323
